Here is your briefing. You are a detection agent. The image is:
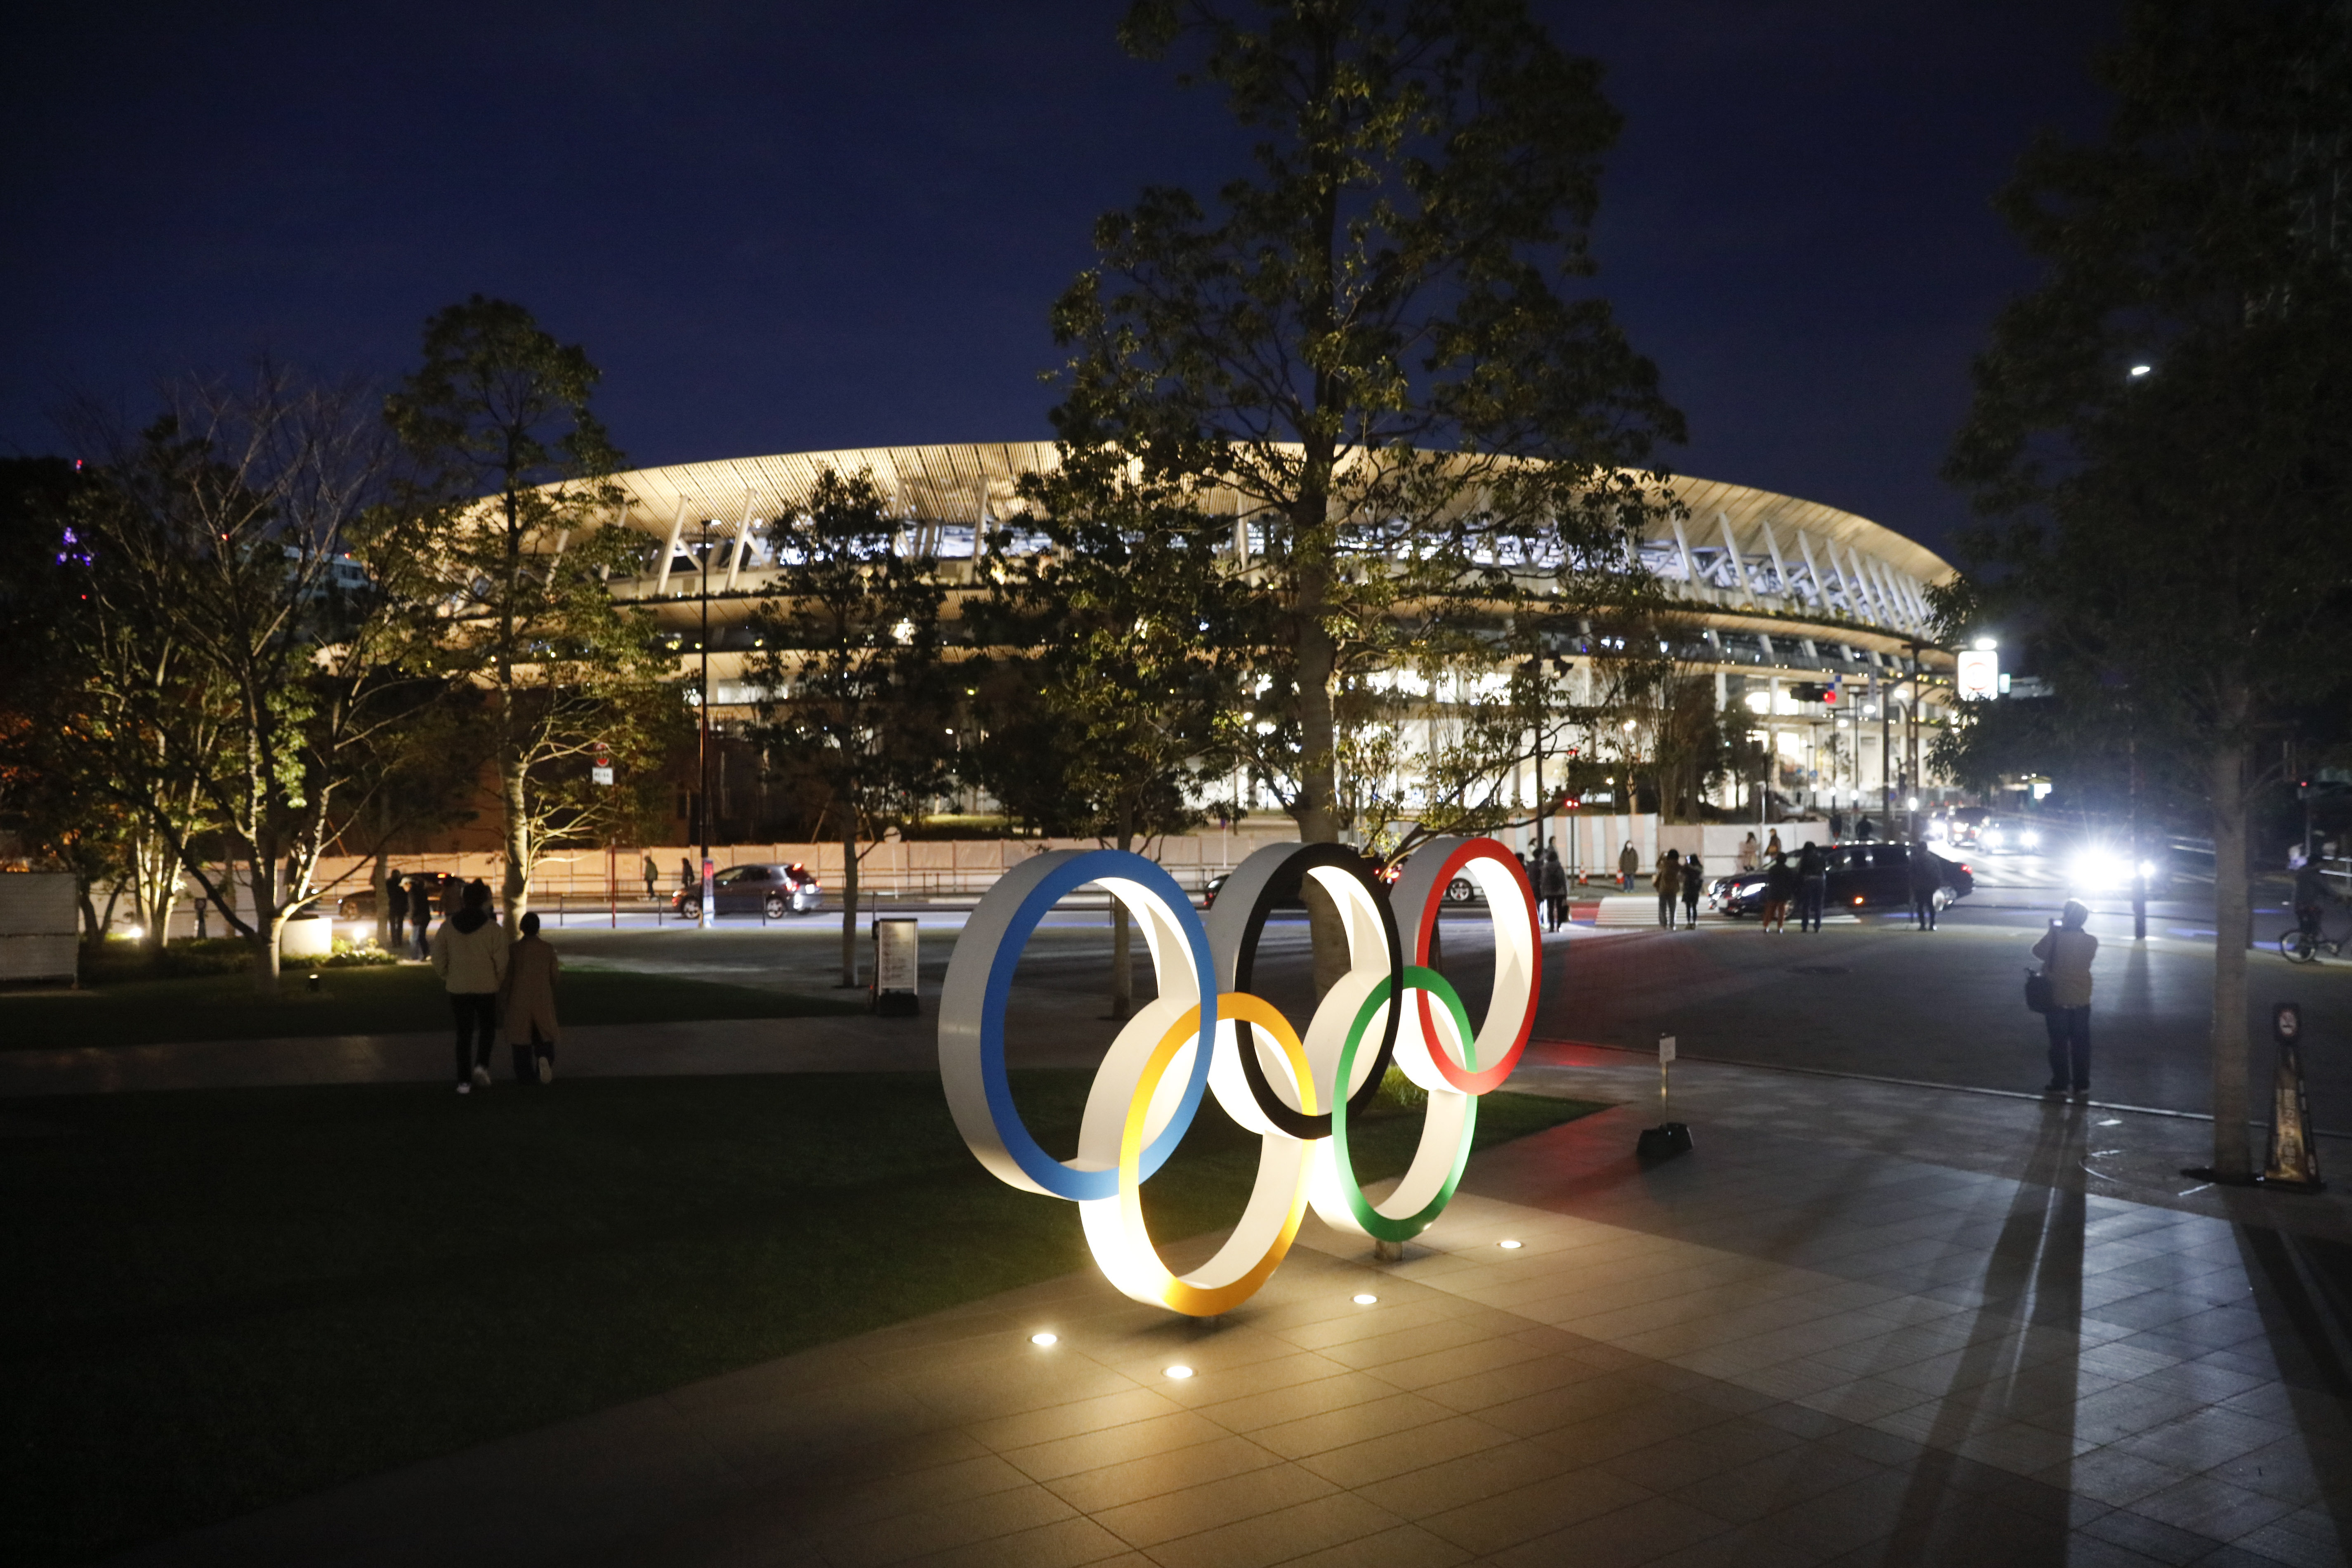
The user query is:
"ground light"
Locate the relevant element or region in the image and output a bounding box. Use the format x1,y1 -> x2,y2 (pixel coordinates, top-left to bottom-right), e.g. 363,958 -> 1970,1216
1499,1240 -> 1523,1250
1352,1293 -> 1379,1305
1164,1365 -> 1194,1380
1029,1333 -> 1057,1347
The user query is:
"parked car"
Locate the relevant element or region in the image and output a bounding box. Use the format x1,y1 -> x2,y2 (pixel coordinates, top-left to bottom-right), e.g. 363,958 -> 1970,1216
1709,841 -> 1974,917
672,863 -> 821,919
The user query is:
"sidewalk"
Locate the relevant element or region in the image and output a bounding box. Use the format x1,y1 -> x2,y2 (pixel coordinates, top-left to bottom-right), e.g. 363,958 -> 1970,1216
112,1051 -> 2352,1568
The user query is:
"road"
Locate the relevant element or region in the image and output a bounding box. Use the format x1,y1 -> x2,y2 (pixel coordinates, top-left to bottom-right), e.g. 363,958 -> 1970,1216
542,850 -> 2352,1135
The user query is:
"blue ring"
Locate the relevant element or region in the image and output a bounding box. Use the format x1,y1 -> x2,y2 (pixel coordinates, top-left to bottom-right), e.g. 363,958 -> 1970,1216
979,850 -> 1219,1200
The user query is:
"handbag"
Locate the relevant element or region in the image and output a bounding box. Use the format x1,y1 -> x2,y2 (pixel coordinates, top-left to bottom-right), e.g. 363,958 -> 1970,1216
2024,969 -> 2055,1015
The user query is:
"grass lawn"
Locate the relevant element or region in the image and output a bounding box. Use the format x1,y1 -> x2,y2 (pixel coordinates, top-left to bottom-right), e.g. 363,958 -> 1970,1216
0,964 -> 859,1051
0,1073 -> 1606,1563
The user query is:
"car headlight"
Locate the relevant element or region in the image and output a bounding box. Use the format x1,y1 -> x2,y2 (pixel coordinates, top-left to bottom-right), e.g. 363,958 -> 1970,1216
2137,860 -> 2157,881
1983,828 -> 2003,847
2070,849 -> 2132,890
2020,829 -> 2041,848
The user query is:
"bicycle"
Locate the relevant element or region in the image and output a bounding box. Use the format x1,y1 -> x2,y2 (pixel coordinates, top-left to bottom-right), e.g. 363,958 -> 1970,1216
2277,918 -> 2346,964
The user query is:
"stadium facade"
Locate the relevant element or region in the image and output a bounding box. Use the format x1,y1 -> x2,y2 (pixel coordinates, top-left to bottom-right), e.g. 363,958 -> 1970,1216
578,442 -> 1959,824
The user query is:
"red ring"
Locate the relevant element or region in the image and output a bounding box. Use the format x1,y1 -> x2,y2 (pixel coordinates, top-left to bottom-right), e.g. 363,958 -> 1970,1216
1411,840 -> 1542,1094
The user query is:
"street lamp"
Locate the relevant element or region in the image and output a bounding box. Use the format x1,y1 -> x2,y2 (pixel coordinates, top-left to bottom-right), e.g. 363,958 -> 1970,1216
695,521 -> 716,931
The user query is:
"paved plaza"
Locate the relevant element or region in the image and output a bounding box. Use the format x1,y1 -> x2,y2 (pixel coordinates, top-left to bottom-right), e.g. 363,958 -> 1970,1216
111,1046 -> 2352,1568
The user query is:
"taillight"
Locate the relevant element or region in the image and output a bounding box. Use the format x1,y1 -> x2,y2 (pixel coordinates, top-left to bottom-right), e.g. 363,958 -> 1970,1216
1959,863 -> 1971,875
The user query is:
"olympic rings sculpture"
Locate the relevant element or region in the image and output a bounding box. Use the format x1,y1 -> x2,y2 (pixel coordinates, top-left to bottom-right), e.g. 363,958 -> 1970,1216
939,837 -> 1541,1318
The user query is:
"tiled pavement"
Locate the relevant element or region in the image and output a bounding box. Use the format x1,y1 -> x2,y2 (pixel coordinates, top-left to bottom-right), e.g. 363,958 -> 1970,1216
120,1059 -> 2352,1568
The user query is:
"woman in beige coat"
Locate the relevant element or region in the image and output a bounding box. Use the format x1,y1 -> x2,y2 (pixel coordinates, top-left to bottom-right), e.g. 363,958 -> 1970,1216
500,912 -> 561,1084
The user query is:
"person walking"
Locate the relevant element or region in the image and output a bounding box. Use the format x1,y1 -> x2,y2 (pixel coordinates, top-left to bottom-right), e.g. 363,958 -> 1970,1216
679,855 -> 694,893
1829,808 -> 1845,839
500,911 -> 561,1085
1856,812 -> 1876,840
1763,851 -> 1795,931
432,879 -> 507,1094
1681,853 -> 1704,929
642,853 -> 658,903
1653,849 -> 1682,930
1908,838 -> 1943,930
2033,900 -> 2099,1095
1738,832 -> 1759,873
1766,828 -> 1782,860
410,874 -> 436,960
386,872 -> 410,953
1617,840 -> 1639,891
1796,840 -> 1827,933
1538,846 -> 1569,932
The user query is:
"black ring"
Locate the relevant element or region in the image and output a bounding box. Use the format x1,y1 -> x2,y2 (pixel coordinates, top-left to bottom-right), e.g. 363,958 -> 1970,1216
1212,843 -> 1402,1140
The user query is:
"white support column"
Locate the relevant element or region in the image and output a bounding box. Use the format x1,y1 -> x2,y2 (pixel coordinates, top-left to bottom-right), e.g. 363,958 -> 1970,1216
722,486 -> 754,593
1668,513 -> 1700,588
1716,511 -> 1756,601
653,498 -> 687,597
1797,530 -> 1839,617
1760,516 -> 1798,604
1848,546 -> 1886,626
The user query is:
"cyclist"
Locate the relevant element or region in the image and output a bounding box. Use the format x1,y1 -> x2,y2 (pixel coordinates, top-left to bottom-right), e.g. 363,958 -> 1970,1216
2294,856 -> 2338,943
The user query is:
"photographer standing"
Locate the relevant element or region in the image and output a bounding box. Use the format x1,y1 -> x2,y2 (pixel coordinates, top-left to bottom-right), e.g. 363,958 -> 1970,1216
2034,899 -> 2099,1096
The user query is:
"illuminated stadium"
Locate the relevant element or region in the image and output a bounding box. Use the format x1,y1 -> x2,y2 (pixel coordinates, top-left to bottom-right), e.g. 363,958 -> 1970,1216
574,442 -> 1960,816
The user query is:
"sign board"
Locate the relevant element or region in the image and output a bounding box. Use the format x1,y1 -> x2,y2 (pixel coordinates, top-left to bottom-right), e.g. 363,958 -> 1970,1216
0,871 -> 78,983
873,917 -> 920,1016
1658,1034 -> 1677,1065
591,763 -> 614,786
1956,648 -> 1999,701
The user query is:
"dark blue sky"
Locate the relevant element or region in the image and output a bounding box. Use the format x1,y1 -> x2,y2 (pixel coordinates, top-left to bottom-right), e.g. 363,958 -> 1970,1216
3,1 -> 2118,558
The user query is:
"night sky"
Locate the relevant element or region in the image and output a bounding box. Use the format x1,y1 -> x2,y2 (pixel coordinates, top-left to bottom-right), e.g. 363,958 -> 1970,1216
4,1 -> 2120,561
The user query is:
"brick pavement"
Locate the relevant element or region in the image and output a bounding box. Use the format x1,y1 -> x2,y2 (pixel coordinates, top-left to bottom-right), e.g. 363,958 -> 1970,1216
114,1052 -> 2352,1568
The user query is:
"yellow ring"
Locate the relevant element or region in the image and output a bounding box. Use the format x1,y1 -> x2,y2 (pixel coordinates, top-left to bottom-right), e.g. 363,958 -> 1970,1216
1080,993 -> 1318,1317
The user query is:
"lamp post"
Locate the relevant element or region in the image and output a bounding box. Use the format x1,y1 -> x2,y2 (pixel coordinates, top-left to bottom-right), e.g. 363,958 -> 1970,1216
697,521 -> 714,931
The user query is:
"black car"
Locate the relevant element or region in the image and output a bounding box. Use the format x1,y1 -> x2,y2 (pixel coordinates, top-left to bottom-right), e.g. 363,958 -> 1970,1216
672,863 -> 821,919
1708,841 -> 1974,917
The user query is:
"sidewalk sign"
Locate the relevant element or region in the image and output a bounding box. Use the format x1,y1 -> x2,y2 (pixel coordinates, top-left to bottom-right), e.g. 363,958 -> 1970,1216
1637,1032 -> 1691,1160
873,917 -> 920,1017
2262,1002 -> 2325,1192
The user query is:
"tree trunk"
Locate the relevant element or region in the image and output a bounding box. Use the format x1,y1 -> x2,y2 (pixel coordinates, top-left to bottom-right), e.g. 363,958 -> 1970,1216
372,848 -> 391,951
500,747 -> 531,931
248,853 -> 280,995
839,810 -> 861,988
2207,742 -> 2253,1180
1110,809 -> 1135,1020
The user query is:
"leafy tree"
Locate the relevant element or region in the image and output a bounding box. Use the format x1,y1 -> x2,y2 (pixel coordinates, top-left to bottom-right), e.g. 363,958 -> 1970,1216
748,469 -> 956,987
1050,0 -> 1684,859
57,372 -> 431,990
979,454 -> 1241,1016
382,296 -> 681,929
1944,0 -> 2352,1179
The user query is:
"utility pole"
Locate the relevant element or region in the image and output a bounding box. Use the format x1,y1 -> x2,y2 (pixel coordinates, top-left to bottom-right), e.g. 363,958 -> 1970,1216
698,521 -> 714,931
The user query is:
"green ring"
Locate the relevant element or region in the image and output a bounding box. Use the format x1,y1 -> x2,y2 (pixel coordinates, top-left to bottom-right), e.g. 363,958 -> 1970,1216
1328,965 -> 1480,1243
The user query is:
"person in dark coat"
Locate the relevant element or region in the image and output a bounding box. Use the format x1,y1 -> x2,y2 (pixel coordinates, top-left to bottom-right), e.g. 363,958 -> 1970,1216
1856,813 -> 1876,840
386,873 -> 410,950
1763,852 -> 1795,931
1908,839 -> 1944,930
1796,841 -> 1827,932
1538,846 -> 1569,932
1654,849 -> 1682,930
410,874 -> 436,960
1829,808 -> 1846,839
1681,854 -> 1703,929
